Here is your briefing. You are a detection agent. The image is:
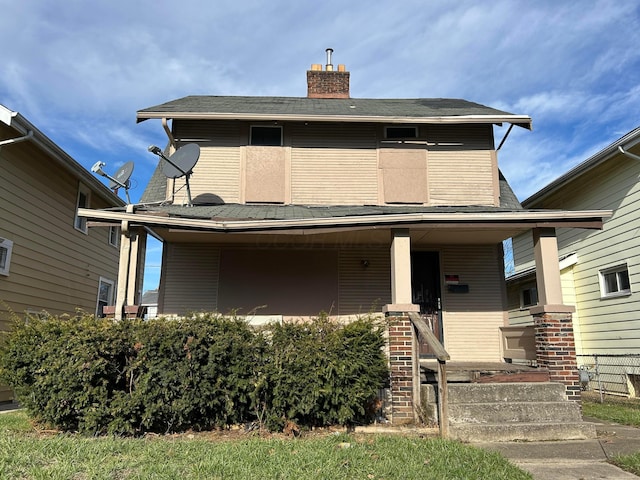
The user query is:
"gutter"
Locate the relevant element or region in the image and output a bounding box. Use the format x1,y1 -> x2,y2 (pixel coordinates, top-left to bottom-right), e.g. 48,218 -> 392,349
137,112 -> 533,129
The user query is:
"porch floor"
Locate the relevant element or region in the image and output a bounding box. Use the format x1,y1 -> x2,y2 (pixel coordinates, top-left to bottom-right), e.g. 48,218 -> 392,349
419,361 -> 549,383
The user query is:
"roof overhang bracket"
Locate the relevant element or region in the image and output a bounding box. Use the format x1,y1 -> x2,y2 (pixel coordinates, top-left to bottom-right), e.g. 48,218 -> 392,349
162,118 -> 176,149
496,124 -> 514,151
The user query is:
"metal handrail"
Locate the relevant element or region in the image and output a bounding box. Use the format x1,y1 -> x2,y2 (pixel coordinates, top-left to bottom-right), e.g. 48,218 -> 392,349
408,312 -> 450,437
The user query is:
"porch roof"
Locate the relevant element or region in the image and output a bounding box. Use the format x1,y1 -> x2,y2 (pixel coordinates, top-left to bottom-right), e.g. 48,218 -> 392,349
80,203 -> 611,240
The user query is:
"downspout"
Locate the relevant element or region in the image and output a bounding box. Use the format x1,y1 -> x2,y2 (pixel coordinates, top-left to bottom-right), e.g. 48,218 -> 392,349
618,146 -> 640,162
0,130 -> 34,149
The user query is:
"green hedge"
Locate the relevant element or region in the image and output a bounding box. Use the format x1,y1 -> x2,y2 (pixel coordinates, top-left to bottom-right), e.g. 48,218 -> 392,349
0,312 -> 388,435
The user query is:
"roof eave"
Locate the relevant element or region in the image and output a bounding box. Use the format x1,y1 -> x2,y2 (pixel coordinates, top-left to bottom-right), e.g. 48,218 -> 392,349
523,126 -> 640,207
0,105 -> 125,207
136,111 -> 532,129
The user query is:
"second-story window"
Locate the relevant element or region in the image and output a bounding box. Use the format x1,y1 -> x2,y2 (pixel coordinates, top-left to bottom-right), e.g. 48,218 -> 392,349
250,126 -> 282,146
75,184 -> 90,233
385,126 -> 418,139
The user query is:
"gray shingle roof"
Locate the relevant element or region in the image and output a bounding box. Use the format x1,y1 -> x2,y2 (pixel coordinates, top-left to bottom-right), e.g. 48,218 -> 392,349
137,96 -> 527,123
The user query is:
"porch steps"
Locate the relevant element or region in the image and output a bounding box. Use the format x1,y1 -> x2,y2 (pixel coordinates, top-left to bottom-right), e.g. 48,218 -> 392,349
422,382 -> 596,442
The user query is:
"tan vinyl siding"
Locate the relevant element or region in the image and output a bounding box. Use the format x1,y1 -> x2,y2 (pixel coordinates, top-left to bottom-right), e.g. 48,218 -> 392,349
173,121 -> 242,204
338,247 -> 391,314
440,244 -> 505,361
427,124 -> 496,206
290,123 -> 378,205
0,138 -> 119,326
160,243 -> 220,315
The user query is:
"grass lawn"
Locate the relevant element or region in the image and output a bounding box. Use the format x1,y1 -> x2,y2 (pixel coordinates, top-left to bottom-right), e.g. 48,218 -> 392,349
0,411 -> 532,479
583,396 -> 640,475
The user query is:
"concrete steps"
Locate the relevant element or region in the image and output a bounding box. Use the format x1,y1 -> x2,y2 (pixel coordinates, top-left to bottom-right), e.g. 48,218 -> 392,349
422,382 -> 596,442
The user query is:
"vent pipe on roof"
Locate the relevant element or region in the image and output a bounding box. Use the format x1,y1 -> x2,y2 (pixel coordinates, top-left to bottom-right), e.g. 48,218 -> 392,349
326,48 -> 334,71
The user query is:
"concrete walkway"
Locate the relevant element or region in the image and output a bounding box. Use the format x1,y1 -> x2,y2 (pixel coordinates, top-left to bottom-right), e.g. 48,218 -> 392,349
474,418 -> 640,479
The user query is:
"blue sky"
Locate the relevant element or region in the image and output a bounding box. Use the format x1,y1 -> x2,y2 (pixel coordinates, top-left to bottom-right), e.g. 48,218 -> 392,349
2,0 -> 639,291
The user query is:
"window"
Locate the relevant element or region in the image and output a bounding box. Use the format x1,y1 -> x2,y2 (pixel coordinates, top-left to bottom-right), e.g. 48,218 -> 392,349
97,277 -> 115,317
75,184 -> 90,233
109,226 -> 120,247
385,126 -> 418,139
0,238 -> 13,276
600,264 -> 631,297
250,126 -> 282,146
521,286 -> 538,308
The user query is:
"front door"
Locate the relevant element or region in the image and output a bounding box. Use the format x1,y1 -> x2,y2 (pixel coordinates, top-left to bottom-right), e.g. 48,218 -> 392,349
411,252 -> 443,357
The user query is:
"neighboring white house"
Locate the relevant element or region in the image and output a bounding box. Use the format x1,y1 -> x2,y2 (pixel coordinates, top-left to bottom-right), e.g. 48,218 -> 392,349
507,126 -> 640,395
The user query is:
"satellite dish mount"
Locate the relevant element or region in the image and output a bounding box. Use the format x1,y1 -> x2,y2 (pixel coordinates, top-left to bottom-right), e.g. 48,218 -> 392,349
148,143 -> 200,207
91,160 -> 134,204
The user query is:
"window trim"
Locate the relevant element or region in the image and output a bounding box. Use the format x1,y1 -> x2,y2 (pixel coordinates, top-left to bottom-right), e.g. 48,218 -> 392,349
249,125 -> 283,146
97,277 -> 116,317
599,263 -> 631,298
520,284 -> 538,309
109,226 -> 120,248
0,237 -> 14,276
75,183 -> 90,233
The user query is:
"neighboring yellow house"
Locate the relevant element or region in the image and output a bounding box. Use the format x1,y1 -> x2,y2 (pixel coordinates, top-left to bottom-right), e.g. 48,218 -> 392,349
0,104 -> 124,402
507,127 -> 640,394
81,57 -> 609,368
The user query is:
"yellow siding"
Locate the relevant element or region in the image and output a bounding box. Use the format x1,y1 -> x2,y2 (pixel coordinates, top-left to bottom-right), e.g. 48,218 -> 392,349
439,244 -> 505,361
518,154 -> 640,354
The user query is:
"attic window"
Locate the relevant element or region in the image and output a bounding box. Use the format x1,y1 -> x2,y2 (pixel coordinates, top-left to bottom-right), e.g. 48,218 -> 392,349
385,126 -> 418,139
250,126 -> 282,146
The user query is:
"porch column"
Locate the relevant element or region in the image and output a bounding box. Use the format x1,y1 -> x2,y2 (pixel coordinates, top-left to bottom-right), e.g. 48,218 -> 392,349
384,229 -> 420,425
114,205 -> 146,320
530,228 -> 580,401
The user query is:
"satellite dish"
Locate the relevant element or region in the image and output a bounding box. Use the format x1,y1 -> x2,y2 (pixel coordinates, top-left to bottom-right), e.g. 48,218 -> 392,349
161,143 -> 200,179
109,161 -> 134,191
148,143 -> 200,206
91,160 -> 134,204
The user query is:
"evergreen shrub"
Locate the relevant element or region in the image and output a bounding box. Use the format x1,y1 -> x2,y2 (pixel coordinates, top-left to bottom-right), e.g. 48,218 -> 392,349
0,311 -> 388,435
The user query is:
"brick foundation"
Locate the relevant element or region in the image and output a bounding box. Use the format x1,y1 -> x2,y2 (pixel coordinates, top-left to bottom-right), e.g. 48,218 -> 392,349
387,315 -> 416,424
533,312 -> 581,401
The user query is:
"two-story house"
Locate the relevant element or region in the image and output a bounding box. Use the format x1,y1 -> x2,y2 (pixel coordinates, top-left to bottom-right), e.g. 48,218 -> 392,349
79,56 -> 610,421
507,126 -> 640,396
0,104 -> 125,402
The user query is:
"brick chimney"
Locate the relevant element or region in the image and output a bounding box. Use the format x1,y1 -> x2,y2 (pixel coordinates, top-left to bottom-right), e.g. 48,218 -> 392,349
307,48 -> 350,99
